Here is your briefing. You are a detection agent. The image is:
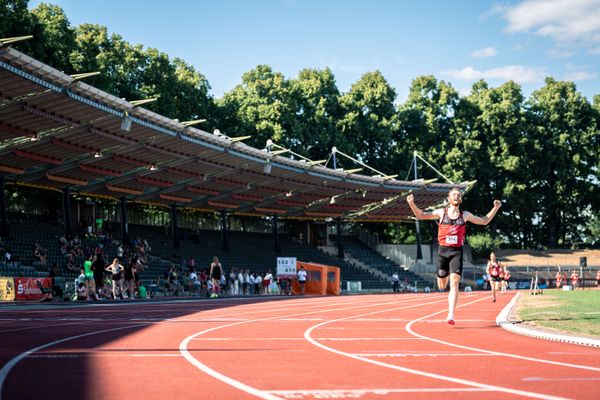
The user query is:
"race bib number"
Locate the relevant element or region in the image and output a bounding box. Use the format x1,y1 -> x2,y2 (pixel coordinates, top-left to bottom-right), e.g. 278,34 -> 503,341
446,235 -> 458,245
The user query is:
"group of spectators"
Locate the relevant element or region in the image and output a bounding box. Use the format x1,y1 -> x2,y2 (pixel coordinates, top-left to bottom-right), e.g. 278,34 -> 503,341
67,235 -> 150,301
155,257 -> 300,298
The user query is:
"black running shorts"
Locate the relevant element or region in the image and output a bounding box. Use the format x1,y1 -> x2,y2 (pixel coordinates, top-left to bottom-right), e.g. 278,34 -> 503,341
437,246 -> 463,277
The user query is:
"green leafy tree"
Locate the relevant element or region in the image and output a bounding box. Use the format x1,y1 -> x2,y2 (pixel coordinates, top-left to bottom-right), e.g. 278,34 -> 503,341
338,71 -> 397,173
29,3 -> 75,73
287,68 -> 345,161
526,78 -> 599,247
218,65 -> 294,149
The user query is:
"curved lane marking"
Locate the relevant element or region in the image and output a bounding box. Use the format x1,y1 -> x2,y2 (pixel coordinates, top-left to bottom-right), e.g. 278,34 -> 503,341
180,295 -> 441,400
303,294 -> 571,400
405,293 -> 600,372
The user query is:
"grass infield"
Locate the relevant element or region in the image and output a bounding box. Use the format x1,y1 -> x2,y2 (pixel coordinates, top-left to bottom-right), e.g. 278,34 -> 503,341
516,289 -> 600,337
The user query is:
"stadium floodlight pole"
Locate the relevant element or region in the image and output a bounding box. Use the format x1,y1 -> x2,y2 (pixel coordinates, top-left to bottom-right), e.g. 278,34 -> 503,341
267,141 -> 319,164
0,35 -> 33,46
181,119 -> 207,127
332,147 -> 337,170
330,147 -> 393,179
130,98 -> 158,107
413,151 -> 423,260
70,72 -> 101,81
413,151 -> 454,184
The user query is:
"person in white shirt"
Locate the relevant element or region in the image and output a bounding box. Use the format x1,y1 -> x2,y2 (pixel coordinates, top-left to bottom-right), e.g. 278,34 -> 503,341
297,266 -> 307,295
189,268 -> 201,295
391,272 -> 399,292
237,270 -> 244,296
263,271 -> 273,295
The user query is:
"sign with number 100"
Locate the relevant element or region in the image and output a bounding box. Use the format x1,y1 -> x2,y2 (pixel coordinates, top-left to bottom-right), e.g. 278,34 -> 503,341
277,257 -> 297,277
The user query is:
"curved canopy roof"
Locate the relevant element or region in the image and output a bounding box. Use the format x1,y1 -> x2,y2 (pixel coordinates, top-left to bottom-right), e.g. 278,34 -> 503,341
0,45 -> 473,222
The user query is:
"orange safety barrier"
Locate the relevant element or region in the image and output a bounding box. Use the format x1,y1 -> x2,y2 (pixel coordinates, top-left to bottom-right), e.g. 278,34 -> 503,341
291,261 -> 340,295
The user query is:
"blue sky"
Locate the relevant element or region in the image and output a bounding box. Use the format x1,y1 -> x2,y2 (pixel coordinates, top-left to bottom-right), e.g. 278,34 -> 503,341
30,0 -> 600,102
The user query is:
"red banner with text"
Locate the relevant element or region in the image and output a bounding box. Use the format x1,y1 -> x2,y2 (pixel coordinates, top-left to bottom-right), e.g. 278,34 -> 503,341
15,278 -> 52,301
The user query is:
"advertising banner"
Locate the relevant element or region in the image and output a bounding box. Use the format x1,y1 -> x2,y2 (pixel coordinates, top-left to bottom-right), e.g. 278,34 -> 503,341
15,277 -> 52,301
0,277 -> 15,301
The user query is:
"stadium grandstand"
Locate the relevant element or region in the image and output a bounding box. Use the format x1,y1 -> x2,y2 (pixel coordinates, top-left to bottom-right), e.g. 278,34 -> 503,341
0,41 -> 474,299
0,41 -> 597,301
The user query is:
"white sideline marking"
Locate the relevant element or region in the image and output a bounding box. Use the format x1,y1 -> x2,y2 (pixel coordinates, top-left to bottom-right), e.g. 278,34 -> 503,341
305,295 -> 571,400
523,377 -> 600,382
405,293 -> 600,372
267,387 -> 493,398
497,292 -> 600,348
194,337 -> 422,341
357,352 -> 496,357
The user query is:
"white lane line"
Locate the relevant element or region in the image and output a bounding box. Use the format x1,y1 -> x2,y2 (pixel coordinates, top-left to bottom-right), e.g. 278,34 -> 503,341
304,295 -> 571,400
267,387 -> 494,397
0,323 -> 147,400
193,337 -> 423,341
405,293 -> 600,372
180,295 -> 441,400
357,353 -> 497,357
523,377 -> 600,382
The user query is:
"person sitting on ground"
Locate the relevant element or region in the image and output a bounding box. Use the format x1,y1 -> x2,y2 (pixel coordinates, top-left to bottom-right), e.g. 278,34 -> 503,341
189,268 -> 201,294
76,282 -> 88,301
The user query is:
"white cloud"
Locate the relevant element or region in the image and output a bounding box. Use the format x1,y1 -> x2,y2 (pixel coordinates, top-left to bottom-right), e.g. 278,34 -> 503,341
498,0 -> 600,53
470,46 -> 498,58
443,65 -> 546,83
564,70 -> 598,81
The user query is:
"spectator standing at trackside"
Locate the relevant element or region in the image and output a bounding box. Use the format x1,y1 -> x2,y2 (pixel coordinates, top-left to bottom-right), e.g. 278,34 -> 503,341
105,258 -> 124,299
92,254 -> 106,300
263,270 -> 273,294
84,255 -> 99,301
123,257 -> 136,300
253,273 -> 262,295
407,188 -> 502,325
209,256 -> 223,298
237,269 -> 244,296
391,272 -> 399,292
229,268 -> 239,296
297,266 -> 307,295
242,269 -> 250,296
596,270 -> 600,288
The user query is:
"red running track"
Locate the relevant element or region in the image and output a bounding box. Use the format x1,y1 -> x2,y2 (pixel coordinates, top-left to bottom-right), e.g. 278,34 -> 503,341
0,292 -> 599,400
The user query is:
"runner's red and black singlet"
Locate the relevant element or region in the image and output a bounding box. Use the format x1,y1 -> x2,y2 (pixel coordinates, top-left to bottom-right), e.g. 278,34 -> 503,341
437,208 -> 466,247
489,262 -> 503,278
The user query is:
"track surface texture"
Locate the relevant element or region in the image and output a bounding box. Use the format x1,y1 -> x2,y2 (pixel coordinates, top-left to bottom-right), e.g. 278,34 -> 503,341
1,292 -> 599,400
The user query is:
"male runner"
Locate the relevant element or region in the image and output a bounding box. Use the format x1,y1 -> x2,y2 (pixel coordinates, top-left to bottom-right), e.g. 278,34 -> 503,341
407,187 -> 501,325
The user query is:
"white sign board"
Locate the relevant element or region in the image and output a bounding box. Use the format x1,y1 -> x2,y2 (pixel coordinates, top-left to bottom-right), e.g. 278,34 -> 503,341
277,257 -> 297,277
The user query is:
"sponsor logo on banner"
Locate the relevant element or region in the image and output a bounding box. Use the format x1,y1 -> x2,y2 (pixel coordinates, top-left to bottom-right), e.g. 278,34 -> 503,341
0,278 -> 15,301
14,278 -> 52,301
